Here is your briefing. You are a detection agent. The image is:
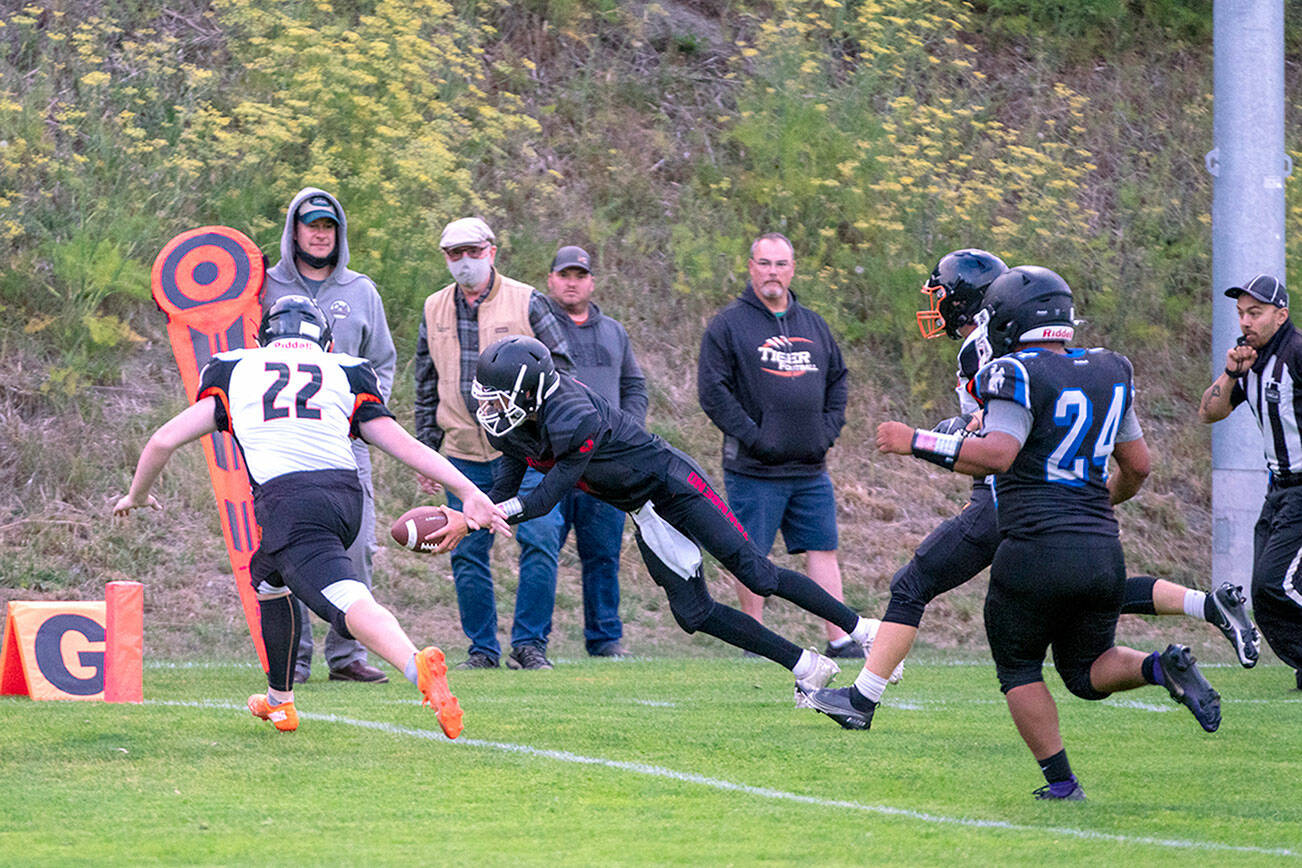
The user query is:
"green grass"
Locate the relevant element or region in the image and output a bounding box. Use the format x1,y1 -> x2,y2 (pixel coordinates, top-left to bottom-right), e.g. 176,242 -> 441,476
1,656 -> 1298,865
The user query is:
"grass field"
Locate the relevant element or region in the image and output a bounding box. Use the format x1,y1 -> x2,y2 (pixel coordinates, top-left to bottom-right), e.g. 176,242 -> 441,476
2,655 -> 1299,866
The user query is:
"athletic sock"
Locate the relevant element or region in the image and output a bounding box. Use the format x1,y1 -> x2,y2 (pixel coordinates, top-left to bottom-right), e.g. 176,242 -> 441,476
849,617 -> 877,646
266,688 -> 293,706
1185,590 -> 1210,621
1142,651 -> 1166,686
791,649 -> 818,680
403,653 -> 419,686
854,669 -> 890,703
1038,749 -> 1074,786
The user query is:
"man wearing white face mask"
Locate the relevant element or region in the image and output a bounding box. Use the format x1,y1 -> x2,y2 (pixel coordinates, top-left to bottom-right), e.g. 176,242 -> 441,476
413,217 -> 574,670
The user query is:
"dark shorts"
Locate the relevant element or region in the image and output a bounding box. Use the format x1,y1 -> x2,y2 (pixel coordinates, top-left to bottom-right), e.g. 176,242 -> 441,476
249,469 -> 363,635
985,533 -> 1124,697
724,470 -> 838,555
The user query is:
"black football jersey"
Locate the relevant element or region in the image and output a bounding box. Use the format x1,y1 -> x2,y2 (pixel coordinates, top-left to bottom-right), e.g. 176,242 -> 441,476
974,347 -> 1135,538
485,374 -> 675,517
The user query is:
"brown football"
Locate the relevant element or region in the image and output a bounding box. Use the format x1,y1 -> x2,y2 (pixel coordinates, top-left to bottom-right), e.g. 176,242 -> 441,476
390,506 -> 450,553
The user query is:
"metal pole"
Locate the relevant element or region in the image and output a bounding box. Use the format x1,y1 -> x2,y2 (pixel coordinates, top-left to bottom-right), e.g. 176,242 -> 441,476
1207,0 -> 1289,590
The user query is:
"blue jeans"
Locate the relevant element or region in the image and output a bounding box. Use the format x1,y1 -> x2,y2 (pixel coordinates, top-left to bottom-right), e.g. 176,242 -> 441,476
558,489 -> 626,653
445,456 -> 562,659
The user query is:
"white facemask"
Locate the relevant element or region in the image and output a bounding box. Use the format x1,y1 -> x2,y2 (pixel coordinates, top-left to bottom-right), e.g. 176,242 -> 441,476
450,255 -> 492,289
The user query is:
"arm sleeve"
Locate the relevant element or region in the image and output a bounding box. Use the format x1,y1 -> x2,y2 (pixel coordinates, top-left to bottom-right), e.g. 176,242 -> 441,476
1116,405 -> 1143,443
696,319 -> 760,448
197,357 -> 237,432
980,398 -> 1032,446
486,448 -> 530,505
616,325 -> 649,424
529,292 -> 576,375
413,318 -> 444,451
343,361 -> 396,438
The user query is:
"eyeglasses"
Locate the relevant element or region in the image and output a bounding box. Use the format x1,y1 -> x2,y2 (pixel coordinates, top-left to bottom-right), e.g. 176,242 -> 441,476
444,244 -> 492,261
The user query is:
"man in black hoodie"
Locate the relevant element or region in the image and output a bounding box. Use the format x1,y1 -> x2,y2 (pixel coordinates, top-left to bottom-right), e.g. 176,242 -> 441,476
698,233 -> 859,659
1199,273 -> 1302,689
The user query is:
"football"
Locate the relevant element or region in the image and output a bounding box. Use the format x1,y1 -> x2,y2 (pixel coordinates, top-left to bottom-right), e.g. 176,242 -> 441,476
390,506 -> 450,553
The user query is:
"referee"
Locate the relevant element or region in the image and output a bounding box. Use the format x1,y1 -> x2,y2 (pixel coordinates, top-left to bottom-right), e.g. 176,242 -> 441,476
1199,273 -> 1302,689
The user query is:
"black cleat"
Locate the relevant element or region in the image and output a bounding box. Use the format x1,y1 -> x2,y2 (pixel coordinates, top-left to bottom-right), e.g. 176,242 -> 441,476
823,640 -> 865,659
798,686 -> 875,730
1160,644 -> 1221,732
1032,778 -> 1086,801
1208,582 -> 1260,668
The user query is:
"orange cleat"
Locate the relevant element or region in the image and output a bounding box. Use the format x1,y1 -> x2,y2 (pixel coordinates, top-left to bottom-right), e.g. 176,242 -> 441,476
415,646 -> 463,739
247,694 -> 299,732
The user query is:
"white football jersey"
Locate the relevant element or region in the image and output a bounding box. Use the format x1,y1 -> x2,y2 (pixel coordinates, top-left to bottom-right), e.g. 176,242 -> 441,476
198,339 -> 391,486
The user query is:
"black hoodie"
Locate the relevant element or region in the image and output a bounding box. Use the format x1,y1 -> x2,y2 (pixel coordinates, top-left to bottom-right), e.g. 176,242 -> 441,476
697,282 -> 847,477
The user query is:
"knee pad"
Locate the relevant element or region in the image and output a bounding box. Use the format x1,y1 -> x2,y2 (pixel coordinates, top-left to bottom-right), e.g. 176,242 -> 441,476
883,561 -> 928,627
664,570 -> 715,634
994,662 -> 1044,695
1061,664 -> 1110,701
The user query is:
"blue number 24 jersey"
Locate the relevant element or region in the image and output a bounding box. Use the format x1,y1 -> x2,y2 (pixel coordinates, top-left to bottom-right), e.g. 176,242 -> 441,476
974,346 -> 1139,539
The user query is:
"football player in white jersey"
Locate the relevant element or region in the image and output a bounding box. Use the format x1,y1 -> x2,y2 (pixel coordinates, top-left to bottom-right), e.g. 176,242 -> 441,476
113,296 -> 509,737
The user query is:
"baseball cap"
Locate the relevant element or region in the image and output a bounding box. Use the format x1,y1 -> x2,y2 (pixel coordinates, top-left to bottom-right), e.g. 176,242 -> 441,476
1225,274 -> 1288,308
440,217 -> 495,250
550,245 -> 592,273
297,195 -> 338,225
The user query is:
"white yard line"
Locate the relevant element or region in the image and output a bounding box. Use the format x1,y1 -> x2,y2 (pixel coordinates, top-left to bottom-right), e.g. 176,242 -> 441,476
153,699 -> 1298,858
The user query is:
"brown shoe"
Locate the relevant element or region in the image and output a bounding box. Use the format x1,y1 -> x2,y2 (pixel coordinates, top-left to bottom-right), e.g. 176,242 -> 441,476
328,660 -> 389,683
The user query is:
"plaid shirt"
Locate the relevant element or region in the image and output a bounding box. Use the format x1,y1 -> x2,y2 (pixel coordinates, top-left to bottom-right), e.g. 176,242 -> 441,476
414,270 -> 573,451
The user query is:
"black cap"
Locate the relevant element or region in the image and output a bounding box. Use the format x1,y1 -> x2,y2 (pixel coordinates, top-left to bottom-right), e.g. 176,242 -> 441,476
1225,274 -> 1288,308
550,245 -> 592,273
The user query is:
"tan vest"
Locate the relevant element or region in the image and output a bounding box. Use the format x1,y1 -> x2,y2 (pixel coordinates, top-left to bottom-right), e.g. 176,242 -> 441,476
423,272 -> 535,461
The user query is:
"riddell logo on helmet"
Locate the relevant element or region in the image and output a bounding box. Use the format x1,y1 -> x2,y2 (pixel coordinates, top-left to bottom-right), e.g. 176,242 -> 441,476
1024,325 -> 1074,342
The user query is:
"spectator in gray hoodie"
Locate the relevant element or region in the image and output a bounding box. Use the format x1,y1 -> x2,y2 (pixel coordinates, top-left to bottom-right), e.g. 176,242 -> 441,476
263,187 -> 397,684
545,245 -> 647,656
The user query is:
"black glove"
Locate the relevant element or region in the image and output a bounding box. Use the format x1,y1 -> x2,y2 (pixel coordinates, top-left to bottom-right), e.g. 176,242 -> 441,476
931,414 -> 974,436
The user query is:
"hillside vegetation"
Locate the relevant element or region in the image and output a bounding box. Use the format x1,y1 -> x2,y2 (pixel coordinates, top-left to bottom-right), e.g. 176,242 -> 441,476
3,0 -> 1300,662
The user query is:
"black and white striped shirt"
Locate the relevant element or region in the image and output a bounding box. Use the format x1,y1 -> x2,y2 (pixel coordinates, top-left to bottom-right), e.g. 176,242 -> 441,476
1231,319 -> 1302,478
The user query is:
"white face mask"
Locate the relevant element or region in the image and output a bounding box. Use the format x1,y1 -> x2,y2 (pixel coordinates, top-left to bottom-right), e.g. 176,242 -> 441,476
450,255 -> 492,289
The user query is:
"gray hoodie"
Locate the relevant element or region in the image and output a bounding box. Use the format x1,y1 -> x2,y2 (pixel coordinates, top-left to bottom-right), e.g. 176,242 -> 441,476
263,187 -> 397,400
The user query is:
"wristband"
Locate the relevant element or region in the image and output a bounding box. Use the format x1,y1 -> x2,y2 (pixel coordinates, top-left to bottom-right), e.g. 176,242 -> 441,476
1224,366 -> 1248,379
910,428 -> 965,470
498,496 -> 525,522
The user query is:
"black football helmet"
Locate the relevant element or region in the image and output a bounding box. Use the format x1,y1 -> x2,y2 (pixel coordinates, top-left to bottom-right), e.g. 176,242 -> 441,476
917,248 -> 1009,340
981,265 -> 1076,357
473,335 -> 560,436
259,294 -> 333,348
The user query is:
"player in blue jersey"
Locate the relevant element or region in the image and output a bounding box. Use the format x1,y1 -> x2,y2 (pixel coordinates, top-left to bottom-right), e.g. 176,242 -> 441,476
471,335 -> 886,698
812,266 -> 1221,801
113,295 -> 509,737
803,251 -> 1255,732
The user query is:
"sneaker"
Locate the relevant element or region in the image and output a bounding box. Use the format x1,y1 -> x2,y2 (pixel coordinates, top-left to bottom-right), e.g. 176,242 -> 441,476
328,660 -> 390,683
823,639 -> 865,659
416,646 -> 463,739
589,642 -> 631,658
507,644 -> 554,670
1207,582 -> 1260,668
1033,777 -> 1086,801
860,618 -> 905,684
247,694 -> 298,732
798,685 -> 875,730
794,650 -> 840,708
456,653 -> 499,670
1159,644 -> 1221,733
